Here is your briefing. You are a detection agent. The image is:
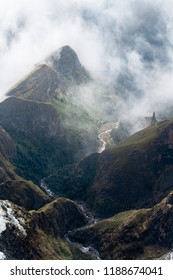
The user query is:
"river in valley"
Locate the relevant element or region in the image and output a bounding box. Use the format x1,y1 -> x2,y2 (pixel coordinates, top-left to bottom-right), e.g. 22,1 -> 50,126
64,201 -> 101,260
40,121 -> 119,259
98,121 -> 119,153
64,121 -> 119,259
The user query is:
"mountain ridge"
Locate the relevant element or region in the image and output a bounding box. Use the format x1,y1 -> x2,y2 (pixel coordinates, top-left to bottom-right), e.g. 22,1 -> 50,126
1,45 -> 173,260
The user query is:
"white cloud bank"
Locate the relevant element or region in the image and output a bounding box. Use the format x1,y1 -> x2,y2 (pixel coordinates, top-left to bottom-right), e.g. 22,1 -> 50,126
1,0 -> 173,121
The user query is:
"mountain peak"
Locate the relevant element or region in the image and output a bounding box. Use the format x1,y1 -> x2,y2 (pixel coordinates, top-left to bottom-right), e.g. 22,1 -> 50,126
45,45 -> 90,83
60,45 -> 76,54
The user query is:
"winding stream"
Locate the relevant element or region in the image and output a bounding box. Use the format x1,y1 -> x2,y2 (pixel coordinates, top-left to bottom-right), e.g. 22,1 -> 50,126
98,122 -> 119,153
64,122 -> 119,259
41,122 -> 119,259
65,201 -> 101,259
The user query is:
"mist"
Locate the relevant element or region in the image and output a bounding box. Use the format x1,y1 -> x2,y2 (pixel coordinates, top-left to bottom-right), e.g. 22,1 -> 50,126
1,0 -> 173,127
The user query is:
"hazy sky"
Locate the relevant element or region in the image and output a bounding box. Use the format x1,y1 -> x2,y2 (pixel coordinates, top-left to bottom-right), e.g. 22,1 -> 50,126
1,0 -> 173,118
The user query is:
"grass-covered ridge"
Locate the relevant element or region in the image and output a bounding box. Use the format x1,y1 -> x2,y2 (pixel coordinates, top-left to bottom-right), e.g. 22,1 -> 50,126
0,180 -> 50,210
69,191 -> 173,259
58,119 -> 173,217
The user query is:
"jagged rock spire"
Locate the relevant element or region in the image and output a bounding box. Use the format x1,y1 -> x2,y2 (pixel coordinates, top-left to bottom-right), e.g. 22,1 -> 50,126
150,112 -> 157,125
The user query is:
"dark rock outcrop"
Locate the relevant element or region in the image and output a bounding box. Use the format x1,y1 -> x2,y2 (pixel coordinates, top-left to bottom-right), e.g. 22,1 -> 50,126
45,45 -> 90,83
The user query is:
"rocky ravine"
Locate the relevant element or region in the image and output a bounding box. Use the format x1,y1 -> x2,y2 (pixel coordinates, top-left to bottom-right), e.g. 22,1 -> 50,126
69,191 -> 173,260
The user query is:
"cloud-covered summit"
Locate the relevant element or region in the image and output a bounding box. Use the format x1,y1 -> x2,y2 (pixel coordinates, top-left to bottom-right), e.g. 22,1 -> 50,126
0,0 -> 173,122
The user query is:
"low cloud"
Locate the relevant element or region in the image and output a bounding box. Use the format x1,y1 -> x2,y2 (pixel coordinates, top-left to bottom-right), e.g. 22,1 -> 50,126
0,0 -> 173,126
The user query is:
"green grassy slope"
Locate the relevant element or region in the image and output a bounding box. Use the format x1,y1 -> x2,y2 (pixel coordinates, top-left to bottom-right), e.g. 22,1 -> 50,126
50,120 -> 173,217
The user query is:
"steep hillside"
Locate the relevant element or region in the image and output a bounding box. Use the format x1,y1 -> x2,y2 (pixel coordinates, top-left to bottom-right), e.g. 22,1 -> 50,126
1,44 -> 173,260
69,191 -> 173,259
0,180 -> 50,210
7,64 -> 68,102
0,198 -> 90,260
46,120 -> 173,217
0,96 -> 98,183
0,97 -> 61,140
0,126 -> 20,185
80,120 -> 173,216
3,46 -> 103,184
7,46 -> 89,101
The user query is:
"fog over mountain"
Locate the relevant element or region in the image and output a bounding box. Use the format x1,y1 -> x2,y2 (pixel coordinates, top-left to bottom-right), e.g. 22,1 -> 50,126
2,1 -> 173,261
1,0 -> 173,122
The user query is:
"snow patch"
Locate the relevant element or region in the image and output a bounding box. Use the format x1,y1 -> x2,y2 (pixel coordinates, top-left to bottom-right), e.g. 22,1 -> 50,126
0,201 -> 26,236
162,251 -> 173,260
0,205 -> 7,234
0,252 -> 6,260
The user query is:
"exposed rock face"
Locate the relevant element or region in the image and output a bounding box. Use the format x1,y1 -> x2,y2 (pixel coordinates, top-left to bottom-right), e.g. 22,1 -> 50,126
0,200 -> 28,260
150,112 -> 157,125
69,191 -> 173,260
0,199 -> 88,260
45,45 -> 90,83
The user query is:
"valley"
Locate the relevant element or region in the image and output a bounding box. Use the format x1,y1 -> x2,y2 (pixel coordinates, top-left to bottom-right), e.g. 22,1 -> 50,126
0,45 -> 173,260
